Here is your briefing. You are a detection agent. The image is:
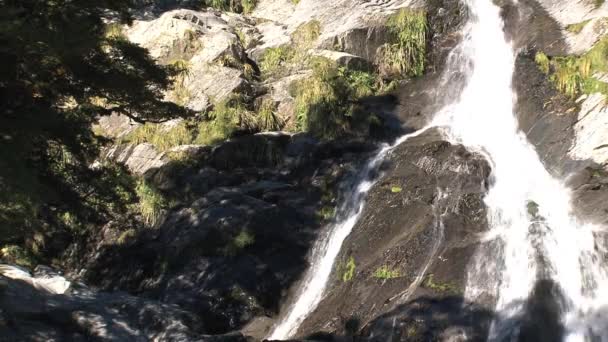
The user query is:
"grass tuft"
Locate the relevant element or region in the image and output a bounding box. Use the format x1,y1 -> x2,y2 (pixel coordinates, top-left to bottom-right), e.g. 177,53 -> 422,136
125,121 -> 193,152
256,98 -> 283,131
536,37 -> 608,98
342,256 -> 356,282
373,265 -> 401,279
291,20 -> 321,48
378,8 -> 427,77
566,19 -> 592,34
135,179 -> 167,227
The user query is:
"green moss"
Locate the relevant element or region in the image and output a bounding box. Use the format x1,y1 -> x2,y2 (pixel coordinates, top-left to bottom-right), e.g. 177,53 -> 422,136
566,20 -> 592,34
422,274 -> 459,293
378,8 -> 427,77
390,186 -> 402,193
316,205 -> 336,221
373,265 -> 401,279
234,230 -> 255,249
342,256 -> 356,282
535,52 -> 550,74
223,229 -> 255,256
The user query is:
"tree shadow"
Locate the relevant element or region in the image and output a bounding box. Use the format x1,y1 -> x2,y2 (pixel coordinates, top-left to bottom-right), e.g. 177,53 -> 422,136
73,132 -> 380,335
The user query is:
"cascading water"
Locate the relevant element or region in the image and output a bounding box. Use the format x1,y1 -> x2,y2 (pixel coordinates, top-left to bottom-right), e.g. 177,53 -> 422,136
433,0 -> 608,340
269,0 -> 608,340
267,127 -> 430,340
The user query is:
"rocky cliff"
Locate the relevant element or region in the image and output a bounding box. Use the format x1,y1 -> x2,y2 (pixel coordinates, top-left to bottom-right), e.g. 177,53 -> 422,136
2,0 -> 608,341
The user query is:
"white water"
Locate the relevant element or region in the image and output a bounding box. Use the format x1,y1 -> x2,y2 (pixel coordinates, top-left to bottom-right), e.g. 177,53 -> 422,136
433,0 -> 608,340
268,127 -> 430,340
269,0 -> 608,340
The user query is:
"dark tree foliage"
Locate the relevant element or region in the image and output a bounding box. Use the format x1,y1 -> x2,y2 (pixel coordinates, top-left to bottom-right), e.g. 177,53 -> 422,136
0,0 -> 191,245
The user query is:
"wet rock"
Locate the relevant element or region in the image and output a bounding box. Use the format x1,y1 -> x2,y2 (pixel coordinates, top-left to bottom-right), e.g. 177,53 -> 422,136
295,129 -> 491,337
72,133 -> 377,336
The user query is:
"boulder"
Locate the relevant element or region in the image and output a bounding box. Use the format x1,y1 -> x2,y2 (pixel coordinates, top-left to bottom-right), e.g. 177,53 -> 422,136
0,265 -> 253,341
126,9 -> 250,110
293,129 -> 491,338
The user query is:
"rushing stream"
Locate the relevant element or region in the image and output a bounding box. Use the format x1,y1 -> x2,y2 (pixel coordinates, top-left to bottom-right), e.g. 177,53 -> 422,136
269,0 -> 608,340
437,0 -> 608,340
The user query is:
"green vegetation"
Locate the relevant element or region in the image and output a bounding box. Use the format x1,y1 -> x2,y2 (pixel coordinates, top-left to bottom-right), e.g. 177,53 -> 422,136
291,20 -> 322,48
291,0 -> 301,4
291,58 -> 389,139
592,0 -> 605,9
223,230 -> 255,256
391,186 -> 403,193
125,122 -> 194,152
234,230 -> 255,249
535,52 -> 550,74
195,100 -> 243,145
373,265 -> 401,279
316,205 -> 336,221
203,0 -> 258,14
257,98 -> 283,131
135,180 -> 168,226
342,256 -> 356,282
0,0 -> 190,247
259,46 -> 296,77
0,245 -> 37,268
526,201 -> 538,218
566,20 -> 592,34
422,274 -> 459,293
117,229 -> 137,245
259,20 -> 322,78
378,8 -> 428,77
535,37 -> 608,98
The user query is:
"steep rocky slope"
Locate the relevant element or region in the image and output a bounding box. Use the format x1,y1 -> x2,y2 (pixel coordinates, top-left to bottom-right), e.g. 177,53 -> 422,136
3,0 -> 608,341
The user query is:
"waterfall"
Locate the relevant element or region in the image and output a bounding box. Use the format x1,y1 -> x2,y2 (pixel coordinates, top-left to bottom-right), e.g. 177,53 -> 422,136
434,0 -> 608,340
267,127 -> 431,340
269,0 -> 608,340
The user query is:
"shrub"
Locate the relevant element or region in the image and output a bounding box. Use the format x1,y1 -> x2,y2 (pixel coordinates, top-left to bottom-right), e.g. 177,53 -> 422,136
378,8 -> 427,77
373,265 -> 401,279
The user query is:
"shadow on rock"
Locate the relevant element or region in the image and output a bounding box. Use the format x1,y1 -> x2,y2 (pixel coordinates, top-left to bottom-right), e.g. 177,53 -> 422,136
68,132 -> 380,336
